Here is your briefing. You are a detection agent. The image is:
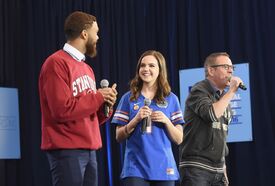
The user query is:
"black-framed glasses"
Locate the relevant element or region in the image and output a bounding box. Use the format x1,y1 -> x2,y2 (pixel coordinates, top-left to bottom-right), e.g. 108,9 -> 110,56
210,64 -> 236,71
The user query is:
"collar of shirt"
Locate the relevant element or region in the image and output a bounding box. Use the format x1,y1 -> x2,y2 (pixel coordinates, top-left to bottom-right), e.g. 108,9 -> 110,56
206,79 -> 224,97
63,43 -> 85,62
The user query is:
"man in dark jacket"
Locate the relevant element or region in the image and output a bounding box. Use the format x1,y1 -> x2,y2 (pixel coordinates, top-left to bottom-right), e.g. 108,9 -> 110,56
179,52 -> 244,186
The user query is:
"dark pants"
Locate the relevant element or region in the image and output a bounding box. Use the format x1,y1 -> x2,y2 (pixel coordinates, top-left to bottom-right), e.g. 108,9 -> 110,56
46,149 -> 97,186
123,177 -> 175,186
180,167 -> 227,186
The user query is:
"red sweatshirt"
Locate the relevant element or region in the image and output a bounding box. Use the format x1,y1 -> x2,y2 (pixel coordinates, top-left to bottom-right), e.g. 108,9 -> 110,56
39,50 -> 110,150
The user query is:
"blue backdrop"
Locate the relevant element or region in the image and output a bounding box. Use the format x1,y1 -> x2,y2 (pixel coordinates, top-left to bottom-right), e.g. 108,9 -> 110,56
1,0 -> 274,186
0,88 -> 20,159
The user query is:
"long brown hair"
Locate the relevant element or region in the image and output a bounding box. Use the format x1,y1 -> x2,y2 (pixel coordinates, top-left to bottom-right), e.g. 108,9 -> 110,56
130,50 -> 171,103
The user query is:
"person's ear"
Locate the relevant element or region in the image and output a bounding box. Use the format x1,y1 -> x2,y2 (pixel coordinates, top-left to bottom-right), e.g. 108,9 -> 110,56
80,30 -> 88,40
208,66 -> 215,77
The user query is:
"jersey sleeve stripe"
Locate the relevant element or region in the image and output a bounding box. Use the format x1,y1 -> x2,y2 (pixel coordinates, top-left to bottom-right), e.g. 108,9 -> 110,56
113,113 -> 129,121
113,117 -> 128,123
171,112 -> 183,121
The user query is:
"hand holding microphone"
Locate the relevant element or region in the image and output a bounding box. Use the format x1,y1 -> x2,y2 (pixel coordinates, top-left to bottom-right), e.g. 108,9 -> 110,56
99,79 -> 118,117
141,98 -> 152,134
228,76 -> 247,91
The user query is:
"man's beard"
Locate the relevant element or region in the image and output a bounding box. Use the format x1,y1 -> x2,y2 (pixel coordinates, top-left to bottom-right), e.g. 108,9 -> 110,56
86,38 -> 97,58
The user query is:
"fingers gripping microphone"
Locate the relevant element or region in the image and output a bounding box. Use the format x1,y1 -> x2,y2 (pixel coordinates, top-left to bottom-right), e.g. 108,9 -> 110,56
141,98 -> 152,134
228,77 -> 247,90
100,79 -> 110,117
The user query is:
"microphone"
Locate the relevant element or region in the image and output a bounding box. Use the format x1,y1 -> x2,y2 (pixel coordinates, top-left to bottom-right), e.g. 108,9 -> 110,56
238,84 -> 247,90
100,79 -> 110,117
141,98 -> 152,134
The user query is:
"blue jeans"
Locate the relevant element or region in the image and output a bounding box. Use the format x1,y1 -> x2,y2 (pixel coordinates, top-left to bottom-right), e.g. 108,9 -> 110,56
180,167 -> 227,186
123,177 -> 175,186
46,149 -> 97,186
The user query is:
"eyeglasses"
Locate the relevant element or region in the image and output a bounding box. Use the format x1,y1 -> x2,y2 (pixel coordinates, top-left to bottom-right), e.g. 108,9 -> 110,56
210,64 -> 235,71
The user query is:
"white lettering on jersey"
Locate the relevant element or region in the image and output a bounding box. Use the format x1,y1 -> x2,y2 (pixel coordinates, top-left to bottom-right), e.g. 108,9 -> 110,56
83,75 -> 90,89
76,78 -> 82,93
72,75 -> 96,96
72,81 -> 78,96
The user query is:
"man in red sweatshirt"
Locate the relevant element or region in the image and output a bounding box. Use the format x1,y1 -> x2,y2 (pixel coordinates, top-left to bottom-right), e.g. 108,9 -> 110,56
39,11 -> 117,186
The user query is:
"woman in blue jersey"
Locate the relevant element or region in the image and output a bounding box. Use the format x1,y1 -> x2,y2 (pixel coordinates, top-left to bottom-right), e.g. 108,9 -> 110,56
112,50 -> 184,186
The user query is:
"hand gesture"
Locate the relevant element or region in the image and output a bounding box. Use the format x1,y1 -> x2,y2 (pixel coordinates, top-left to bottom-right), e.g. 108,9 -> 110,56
98,83 -> 118,107
229,76 -> 243,92
134,106 -> 152,122
151,111 -> 170,125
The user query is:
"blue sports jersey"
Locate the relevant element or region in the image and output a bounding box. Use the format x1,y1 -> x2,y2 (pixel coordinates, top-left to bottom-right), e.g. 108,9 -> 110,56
112,91 -> 184,180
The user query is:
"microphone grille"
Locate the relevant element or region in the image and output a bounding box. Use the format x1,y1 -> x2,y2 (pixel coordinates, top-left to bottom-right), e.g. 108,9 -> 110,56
100,79 -> 109,88
144,98 -> 151,106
